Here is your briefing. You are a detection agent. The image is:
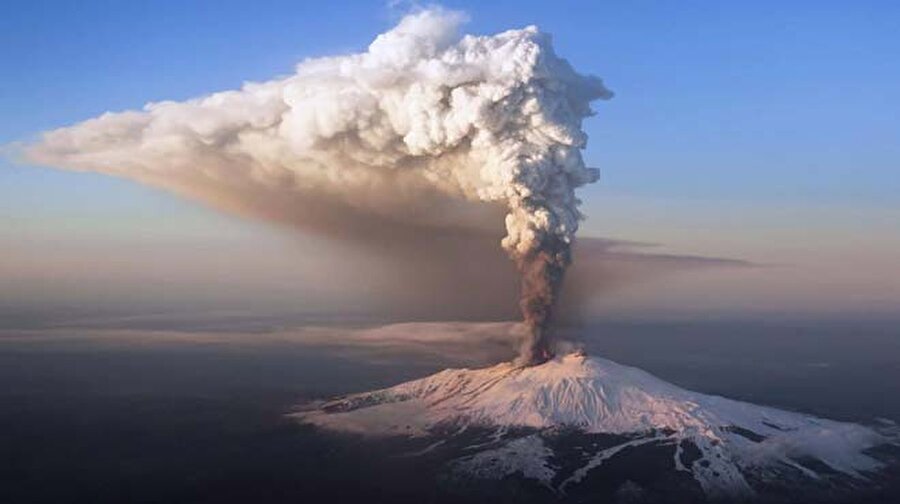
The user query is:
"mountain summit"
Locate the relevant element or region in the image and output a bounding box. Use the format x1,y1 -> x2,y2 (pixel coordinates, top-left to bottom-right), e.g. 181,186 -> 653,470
296,352 -> 894,499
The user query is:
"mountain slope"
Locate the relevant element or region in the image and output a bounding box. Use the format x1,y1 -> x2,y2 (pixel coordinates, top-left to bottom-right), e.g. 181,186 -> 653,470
296,352 -> 893,498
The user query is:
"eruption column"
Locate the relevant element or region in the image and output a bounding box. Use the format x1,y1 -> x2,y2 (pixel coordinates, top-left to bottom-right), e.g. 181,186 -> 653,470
22,8 -> 611,365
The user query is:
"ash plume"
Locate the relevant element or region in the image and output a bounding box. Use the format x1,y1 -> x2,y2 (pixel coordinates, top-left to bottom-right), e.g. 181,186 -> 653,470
515,235 -> 571,365
22,8 -> 611,365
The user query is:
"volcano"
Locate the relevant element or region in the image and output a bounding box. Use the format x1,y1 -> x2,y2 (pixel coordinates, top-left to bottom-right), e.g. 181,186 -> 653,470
295,352 -> 897,501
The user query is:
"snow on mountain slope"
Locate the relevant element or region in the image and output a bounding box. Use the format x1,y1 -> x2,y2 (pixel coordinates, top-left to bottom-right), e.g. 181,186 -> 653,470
295,352 -> 892,497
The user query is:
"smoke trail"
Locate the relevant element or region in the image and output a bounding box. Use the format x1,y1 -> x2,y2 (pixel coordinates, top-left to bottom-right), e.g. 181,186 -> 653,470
22,8 -> 611,365
514,235 -> 571,365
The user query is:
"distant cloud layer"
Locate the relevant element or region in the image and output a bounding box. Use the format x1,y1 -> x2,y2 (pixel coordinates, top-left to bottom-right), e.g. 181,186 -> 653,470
0,321 -> 524,366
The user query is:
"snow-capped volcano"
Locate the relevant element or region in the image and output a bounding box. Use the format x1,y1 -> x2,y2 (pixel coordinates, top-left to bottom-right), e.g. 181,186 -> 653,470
295,352 -> 895,499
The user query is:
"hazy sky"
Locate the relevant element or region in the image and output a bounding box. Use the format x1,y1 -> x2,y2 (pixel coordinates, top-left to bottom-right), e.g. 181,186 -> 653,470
2,1 -> 899,323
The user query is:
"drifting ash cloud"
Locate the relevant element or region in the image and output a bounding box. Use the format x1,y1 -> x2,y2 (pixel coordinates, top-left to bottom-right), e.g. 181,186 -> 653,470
0,233 -> 751,364
22,8 -> 610,365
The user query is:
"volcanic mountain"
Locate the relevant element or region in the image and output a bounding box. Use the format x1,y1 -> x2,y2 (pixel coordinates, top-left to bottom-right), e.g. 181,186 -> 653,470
295,352 -> 897,501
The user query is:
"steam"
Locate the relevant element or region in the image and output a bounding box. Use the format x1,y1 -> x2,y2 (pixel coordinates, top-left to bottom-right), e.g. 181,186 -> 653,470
23,8 -> 611,365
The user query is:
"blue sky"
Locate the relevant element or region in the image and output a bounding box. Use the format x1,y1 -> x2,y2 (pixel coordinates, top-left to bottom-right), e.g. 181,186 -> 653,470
2,1 -> 899,320
3,1 -> 898,204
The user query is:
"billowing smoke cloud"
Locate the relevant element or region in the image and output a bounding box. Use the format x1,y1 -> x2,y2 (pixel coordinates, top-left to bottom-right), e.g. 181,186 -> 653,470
23,8 -> 611,365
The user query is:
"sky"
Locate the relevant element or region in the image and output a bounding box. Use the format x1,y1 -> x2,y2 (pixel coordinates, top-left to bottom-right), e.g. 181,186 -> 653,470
2,0 -> 899,323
